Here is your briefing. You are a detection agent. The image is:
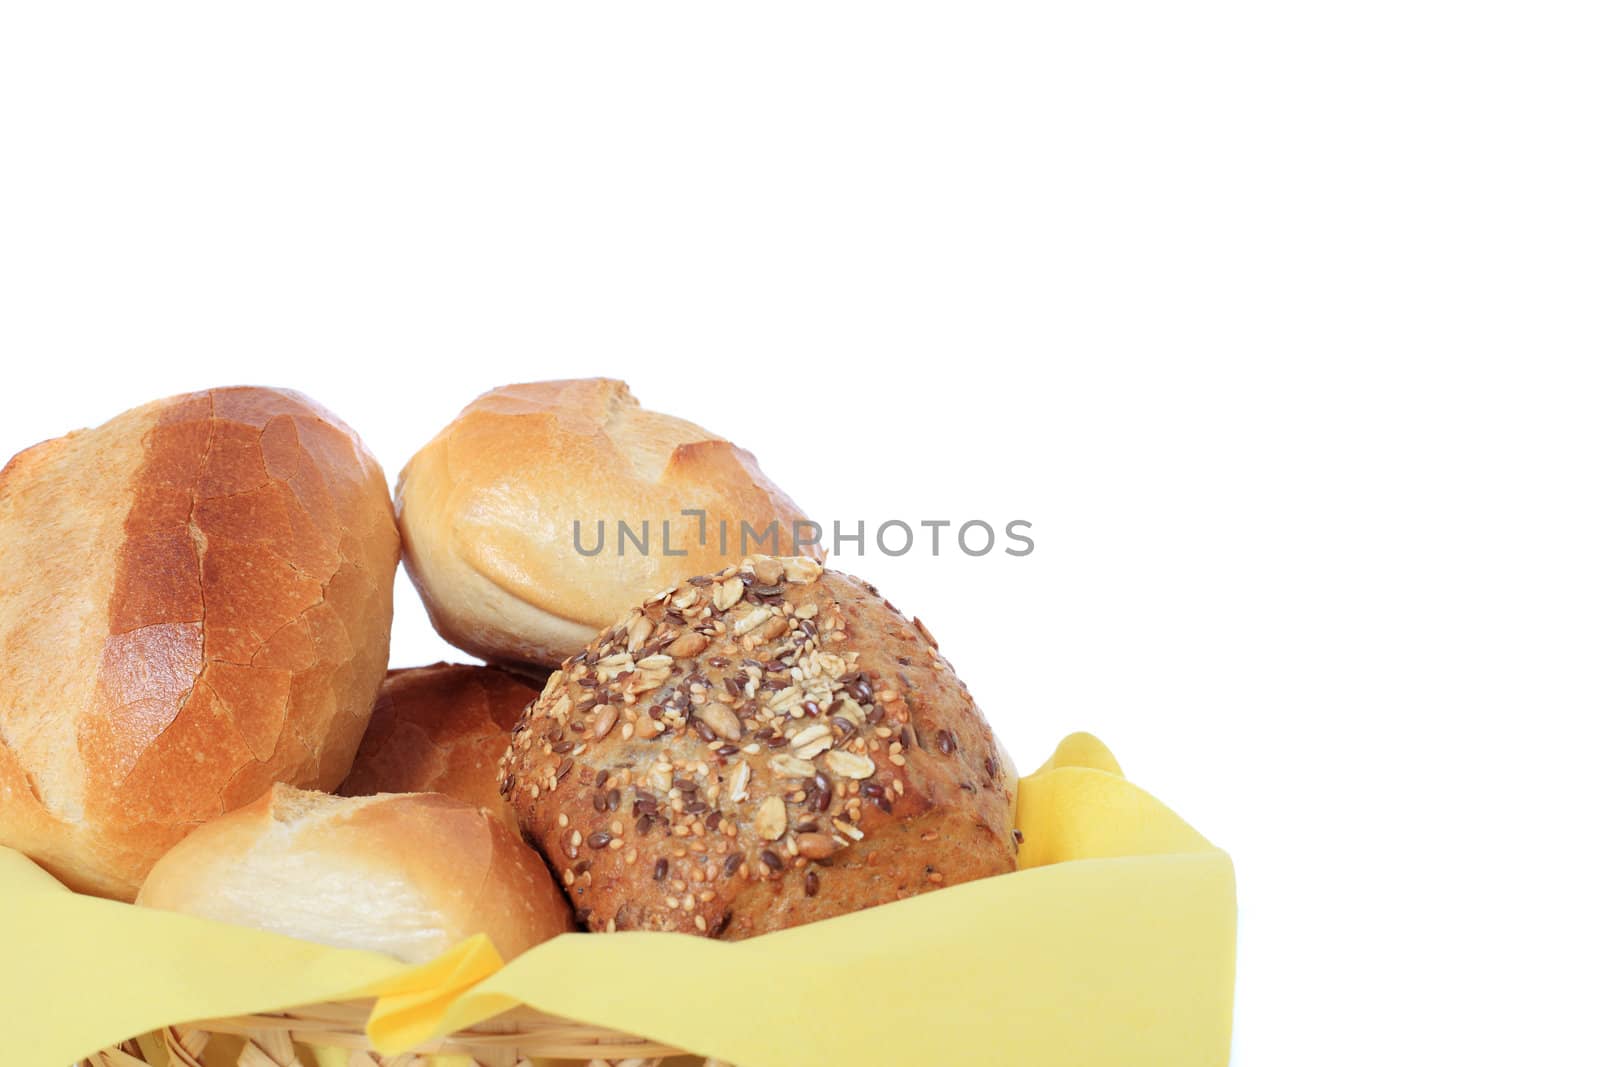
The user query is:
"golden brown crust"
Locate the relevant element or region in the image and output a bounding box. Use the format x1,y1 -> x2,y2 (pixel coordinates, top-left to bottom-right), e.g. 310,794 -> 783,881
396,379 -> 820,667
0,387 -> 399,900
138,786 -> 574,963
339,663 -> 544,828
500,556 -> 1016,938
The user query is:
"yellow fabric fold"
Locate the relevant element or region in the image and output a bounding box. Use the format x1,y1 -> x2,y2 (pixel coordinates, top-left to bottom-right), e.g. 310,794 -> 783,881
363,935 -> 504,1052
0,732 -> 1235,1066
1036,730 -> 1126,777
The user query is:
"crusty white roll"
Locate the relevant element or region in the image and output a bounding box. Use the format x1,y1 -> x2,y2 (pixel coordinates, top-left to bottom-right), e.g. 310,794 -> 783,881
339,663 -> 544,829
396,379 -> 820,667
0,387 -> 399,900
137,785 -> 574,964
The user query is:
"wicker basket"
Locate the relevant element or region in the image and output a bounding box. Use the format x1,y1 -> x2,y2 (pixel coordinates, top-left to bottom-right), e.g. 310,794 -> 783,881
78,1002 -> 705,1067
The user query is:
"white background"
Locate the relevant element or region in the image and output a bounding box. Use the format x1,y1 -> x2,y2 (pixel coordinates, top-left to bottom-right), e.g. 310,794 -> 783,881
2,5 -> 1595,1063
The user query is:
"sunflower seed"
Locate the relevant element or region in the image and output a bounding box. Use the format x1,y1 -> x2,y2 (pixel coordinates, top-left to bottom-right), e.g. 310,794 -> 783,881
665,632 -> 709,658
754,796 -> 787,840
626,614 -> 653,653
713,576 -> 745,612
699,704 -> 743,741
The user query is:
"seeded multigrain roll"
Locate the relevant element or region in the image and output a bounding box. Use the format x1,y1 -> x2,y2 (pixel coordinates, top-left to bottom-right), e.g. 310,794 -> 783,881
499,556 -> 1018,938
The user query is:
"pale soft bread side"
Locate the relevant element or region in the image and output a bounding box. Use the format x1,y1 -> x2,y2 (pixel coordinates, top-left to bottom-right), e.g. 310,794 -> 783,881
0,387 -> 399,900
397,379 -> 820,667
137,786 -> 574,963
339,663 -> 544,829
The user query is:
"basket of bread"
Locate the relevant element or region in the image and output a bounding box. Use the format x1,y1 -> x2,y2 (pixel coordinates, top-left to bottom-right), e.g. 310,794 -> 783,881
0,381 -> 1235,1066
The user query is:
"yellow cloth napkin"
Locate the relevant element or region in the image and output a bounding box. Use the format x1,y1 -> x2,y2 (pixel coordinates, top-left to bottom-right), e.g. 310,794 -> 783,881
0,846 -> 503,1064
0,733 -> 1234,1066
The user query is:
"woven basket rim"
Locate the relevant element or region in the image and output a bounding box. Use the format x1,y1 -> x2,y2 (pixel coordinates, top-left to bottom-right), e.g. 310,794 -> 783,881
80,1000 -> 687,1065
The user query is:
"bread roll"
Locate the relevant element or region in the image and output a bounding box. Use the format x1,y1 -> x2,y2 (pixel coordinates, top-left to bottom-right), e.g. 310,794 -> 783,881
500,555 -> 1017,938
138,786 -> 574,963
0,387 -> 399,900
340,663 -> 543,827
396,379 -> 819,667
